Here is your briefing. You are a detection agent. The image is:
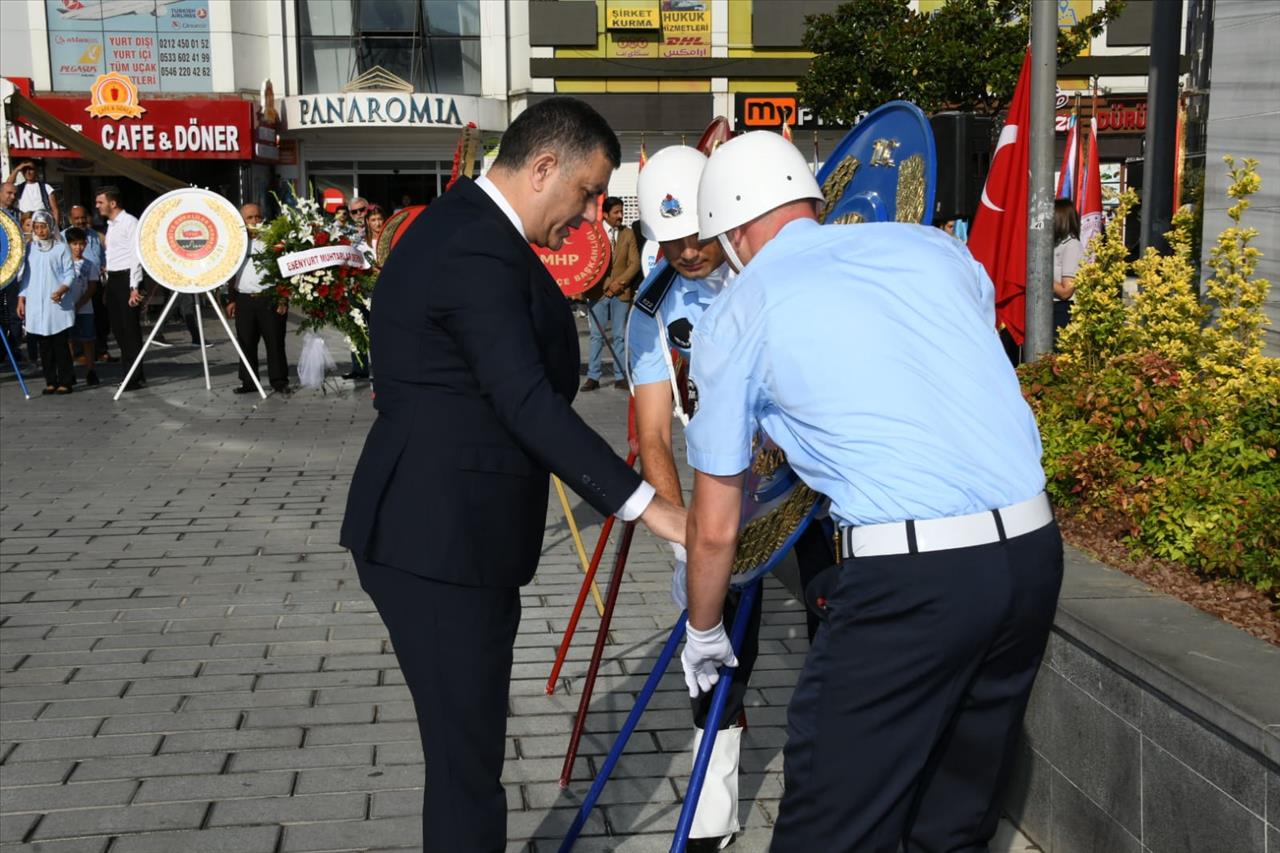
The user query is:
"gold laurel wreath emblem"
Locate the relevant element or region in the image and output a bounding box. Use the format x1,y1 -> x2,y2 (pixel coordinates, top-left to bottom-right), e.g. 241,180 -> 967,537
0,212 -> 24,289
732,482 -> 819,575
895,155 -> 926,224
139,195 -> 246,291
818,156 -> 859,223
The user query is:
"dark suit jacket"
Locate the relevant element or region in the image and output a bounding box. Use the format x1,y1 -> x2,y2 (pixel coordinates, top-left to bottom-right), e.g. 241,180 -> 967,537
340,178 -> 643,587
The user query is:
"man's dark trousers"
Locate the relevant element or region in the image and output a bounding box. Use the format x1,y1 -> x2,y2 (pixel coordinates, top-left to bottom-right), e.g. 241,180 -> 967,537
105,270 -> 144,386
234,292 -> 288,390
771,521 -> 1063,853
356,556 -> 519,852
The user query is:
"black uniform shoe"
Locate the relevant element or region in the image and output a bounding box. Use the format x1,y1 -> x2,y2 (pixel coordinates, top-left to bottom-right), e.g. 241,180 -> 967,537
687,836 -> 734,852
86,371 -> 100,387
232,385 -> 256,394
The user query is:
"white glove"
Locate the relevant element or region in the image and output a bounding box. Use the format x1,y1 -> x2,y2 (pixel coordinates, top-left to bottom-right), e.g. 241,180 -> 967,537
681,620 -> 739,698
670,542 -> 688,610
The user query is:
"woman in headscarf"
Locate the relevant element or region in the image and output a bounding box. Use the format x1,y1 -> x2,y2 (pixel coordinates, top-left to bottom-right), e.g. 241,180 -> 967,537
17,211 -> 76,394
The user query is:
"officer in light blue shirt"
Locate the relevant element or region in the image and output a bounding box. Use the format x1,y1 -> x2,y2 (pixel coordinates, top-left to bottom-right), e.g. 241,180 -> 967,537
624,145 -> 746,848
680,132 -> 1063,853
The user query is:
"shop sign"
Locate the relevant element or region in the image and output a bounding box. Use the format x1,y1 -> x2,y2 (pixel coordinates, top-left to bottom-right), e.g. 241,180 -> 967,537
607,32 -> 659,59
660,6 -> 710,58
734,94 -> 844,131
283,92 -> 505,131
1054,97 -> 1148,134
6,92 -> 253,159
607,1 -> 660,30
44,0 -> 212,94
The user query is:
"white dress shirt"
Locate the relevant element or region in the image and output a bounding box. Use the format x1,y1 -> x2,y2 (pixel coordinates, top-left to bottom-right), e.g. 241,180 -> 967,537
105,210 -> 143,289
474,175 -> 655,521
234,239 -> 269,294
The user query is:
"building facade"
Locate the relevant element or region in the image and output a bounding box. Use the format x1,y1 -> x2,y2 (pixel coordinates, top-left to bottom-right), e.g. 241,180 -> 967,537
0,1 -> 1209,247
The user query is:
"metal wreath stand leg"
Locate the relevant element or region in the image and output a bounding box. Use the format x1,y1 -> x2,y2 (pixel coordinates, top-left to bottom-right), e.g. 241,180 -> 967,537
559,579 -> 761,853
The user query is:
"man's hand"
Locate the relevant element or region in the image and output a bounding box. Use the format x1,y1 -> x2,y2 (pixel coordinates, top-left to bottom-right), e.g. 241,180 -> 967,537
226,300 -> 236,319
275,301 -> 288,316
681,620 -> 738,697
51,286 -> 69,304
639,494 -> 686,545
670,542 -> 688,610
16,296 -> 25,320
128,289 -> 143,307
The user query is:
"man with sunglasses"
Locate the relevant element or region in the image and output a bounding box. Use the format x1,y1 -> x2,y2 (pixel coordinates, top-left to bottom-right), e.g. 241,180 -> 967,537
348,196 -> 370,240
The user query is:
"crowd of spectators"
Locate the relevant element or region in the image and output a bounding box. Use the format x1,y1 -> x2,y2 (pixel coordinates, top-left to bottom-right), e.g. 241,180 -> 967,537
1,165 -> 391,396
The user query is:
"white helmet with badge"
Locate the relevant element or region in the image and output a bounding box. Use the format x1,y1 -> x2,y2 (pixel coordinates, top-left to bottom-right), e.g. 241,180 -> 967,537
697,131 -> 822,241
637,146 -> 708,243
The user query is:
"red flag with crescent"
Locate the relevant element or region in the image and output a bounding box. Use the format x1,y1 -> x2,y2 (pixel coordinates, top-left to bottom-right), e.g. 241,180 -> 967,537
969,47 -> 1031,345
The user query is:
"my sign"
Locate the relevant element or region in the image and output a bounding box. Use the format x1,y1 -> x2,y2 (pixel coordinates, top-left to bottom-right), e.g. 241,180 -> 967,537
735,94 -> 845,131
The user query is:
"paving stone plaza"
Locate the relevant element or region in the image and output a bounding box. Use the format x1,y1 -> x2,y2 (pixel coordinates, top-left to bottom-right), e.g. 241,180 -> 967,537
0,326 -> 1039,852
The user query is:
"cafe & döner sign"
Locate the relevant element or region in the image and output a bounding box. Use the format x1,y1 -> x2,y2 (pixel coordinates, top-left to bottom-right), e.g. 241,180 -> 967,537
7,73 -> 253,160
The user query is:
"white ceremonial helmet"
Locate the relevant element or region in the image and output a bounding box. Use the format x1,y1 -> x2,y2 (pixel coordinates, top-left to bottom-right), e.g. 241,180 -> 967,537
697,131 -> 823,241
637,146 -> 708,243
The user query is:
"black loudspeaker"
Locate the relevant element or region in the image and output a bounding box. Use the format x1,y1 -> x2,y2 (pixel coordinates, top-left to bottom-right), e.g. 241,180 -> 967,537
930,112 -> 995,223
1123,157 -> 1143,262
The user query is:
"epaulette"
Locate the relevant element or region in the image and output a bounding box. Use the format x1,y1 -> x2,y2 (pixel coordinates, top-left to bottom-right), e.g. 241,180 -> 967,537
632,261 -> 679,317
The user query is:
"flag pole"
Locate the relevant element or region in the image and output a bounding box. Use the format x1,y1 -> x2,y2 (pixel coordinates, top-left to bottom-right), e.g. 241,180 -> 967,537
1026,10 -> 1057,362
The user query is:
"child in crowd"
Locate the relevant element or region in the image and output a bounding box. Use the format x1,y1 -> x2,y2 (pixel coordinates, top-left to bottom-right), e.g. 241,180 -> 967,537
64,227 -> 101,386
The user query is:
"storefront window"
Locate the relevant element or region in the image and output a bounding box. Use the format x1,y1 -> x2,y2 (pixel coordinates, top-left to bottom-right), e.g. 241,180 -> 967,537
297,0 -> 481,95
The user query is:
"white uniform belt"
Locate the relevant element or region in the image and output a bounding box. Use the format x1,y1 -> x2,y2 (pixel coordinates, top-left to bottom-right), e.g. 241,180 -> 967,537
838,492 -> 1053,559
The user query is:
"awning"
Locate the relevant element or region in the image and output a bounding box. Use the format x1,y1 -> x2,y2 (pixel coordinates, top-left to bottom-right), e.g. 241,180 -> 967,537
4,91 -> 186,193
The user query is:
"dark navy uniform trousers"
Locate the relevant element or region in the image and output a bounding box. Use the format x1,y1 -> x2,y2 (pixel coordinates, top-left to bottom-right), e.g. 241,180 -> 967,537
771,521 -> 1063,853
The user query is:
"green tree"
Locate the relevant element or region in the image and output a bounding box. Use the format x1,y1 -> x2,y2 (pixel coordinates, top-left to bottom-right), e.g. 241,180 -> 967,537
799,0 -> 1125,123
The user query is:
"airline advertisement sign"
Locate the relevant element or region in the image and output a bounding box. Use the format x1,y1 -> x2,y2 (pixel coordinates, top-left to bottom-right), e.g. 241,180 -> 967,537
45,0 -> 212,93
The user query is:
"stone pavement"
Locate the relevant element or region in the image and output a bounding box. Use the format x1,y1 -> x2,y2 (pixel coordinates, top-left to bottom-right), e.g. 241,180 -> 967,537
0,318 -> 1039,852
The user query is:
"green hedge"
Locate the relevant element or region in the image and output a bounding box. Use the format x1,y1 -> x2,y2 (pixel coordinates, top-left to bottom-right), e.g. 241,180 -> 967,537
1021,158 -> 1279,594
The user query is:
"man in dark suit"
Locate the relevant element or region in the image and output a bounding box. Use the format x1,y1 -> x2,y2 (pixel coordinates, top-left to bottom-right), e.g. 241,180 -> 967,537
340,97 -> 686,852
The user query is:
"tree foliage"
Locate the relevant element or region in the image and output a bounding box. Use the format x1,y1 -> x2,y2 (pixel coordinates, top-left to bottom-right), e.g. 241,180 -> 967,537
799,0 -> 1125,122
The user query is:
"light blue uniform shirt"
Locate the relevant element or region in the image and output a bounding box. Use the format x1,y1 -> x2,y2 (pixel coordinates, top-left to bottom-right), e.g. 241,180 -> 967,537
627,259 -> 732,386
63,226 -> 104,271
686,218 -> 1045,527
18,242 -> 76,337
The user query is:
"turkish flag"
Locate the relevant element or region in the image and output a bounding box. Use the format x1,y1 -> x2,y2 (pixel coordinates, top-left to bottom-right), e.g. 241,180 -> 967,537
969,48 -> 1032,345
1077,117 -> 1104,250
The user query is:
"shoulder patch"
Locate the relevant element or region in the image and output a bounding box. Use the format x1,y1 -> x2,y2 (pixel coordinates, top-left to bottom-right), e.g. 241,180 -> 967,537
633,262 -> 680,317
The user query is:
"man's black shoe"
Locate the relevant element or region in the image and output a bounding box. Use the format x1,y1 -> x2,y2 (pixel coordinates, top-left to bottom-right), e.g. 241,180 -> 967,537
687,836 -> 734,852
232,385 -> 255,394
342,371 -> 369,380
580,378 -> 600,392
273,385 -> 292,395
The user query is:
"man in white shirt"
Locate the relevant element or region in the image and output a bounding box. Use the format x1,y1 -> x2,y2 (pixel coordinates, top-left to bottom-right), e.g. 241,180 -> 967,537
225,203 -> 289,394
95,185 -> 146,390
9,161 -> 61,227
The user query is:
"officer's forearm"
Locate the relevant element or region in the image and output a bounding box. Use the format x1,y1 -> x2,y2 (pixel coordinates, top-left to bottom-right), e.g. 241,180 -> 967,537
639,435 -> 684,507
686,470 -> 745,630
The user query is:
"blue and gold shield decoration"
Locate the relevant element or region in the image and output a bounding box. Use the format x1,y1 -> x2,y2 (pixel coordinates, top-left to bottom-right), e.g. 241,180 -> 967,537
816,100 -> 938,226
0,212 -> 23,290
730,435 -> 828,589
